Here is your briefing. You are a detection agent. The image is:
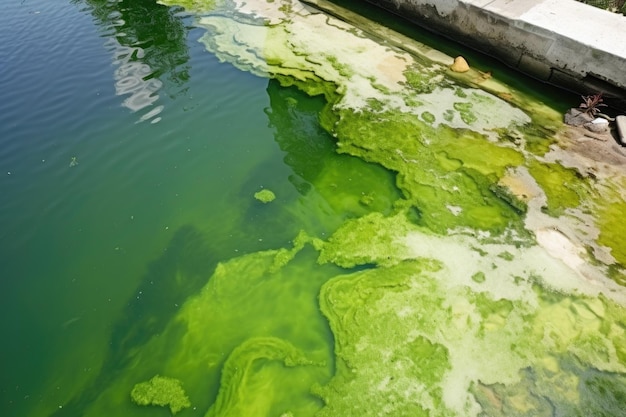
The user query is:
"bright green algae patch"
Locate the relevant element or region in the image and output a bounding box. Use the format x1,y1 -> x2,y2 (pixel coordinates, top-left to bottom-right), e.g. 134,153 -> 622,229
316,212 -> 413,268
331,108 -> 528,236
527,159 -> 588,217
597,190 -> 626,268
130,375 -> 191,415
73,243 -> 339,417
316,260 -> 454,417
206,337 -> 323,417
254,189 -> 276,203
157,0 -> 217,12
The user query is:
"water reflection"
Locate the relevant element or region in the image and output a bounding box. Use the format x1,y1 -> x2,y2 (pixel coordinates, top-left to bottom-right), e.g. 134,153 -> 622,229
79,0 -> 190,122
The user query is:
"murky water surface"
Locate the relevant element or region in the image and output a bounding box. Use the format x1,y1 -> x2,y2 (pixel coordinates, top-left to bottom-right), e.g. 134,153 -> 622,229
1,0 -> 626,416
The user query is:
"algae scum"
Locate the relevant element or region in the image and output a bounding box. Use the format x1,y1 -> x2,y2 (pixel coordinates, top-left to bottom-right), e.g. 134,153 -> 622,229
41,0 -> 626,416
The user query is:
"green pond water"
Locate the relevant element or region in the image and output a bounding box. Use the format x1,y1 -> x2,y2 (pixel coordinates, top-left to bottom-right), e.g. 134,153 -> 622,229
1,0 -> 626,416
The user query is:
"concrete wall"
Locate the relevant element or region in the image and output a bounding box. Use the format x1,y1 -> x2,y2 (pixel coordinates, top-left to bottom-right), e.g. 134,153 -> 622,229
363,0 -> 626,109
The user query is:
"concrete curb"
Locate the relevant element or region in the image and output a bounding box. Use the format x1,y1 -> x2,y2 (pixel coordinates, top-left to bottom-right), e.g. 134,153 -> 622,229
363,0 -> 626,110
617,115 -> 626,145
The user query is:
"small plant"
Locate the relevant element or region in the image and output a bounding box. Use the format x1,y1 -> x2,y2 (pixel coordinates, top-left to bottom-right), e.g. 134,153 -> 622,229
579,92 -> 607,116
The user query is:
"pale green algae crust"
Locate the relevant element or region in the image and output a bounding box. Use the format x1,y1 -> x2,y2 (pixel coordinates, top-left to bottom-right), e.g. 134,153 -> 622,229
100,0 -> 626,416
315,211 -> 626,416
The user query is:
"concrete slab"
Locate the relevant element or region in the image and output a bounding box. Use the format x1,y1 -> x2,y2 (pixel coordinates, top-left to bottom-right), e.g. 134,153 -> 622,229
480,0 -> 539,17
363,0 -> 626,110
520,0 -> 626,59
617,115 -> 626,145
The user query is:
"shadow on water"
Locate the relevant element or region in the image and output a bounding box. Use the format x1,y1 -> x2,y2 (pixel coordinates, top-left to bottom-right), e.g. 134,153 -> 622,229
49,225 -> 216,417
234,80 -> 341,250
239,80 -> 403,246
76,0 -> 191,121
264,80 -> 338,195
265,80 -> 402,214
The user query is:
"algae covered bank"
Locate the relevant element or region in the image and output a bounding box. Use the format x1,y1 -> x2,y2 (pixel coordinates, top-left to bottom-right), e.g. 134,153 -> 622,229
42,0 -> 626,416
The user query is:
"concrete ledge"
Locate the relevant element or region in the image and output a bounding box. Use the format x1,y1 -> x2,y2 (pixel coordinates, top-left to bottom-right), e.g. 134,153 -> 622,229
617,115 -> 626,145
363,0 -> 626,110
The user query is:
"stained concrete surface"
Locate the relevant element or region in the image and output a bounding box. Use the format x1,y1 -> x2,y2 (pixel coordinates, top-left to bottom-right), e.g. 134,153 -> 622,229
362,0 -> 626,110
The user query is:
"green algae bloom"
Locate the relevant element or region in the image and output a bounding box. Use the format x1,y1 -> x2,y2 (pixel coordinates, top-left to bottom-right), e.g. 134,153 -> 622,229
157,1 -> 626,415
597,192 -> 626,268
158,0 -> 217,12
254,189 -> 276,203
130,375 -> 191,415
331,108 -> 528,236
207,337 -> 323,417
41,0 -> 626,416
317,211 -> 414,268
315,219 -> 626,417
527,159 -> 587,216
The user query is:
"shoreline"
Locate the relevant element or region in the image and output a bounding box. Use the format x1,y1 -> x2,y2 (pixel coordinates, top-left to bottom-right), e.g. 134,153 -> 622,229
361,0 -> 626,111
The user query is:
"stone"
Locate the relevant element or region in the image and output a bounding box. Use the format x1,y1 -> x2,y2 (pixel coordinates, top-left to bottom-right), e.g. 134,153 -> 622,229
450,56 -> 470,73
616,115 -> 626,145
583,117 -> 609,133
564,108 -> 593,127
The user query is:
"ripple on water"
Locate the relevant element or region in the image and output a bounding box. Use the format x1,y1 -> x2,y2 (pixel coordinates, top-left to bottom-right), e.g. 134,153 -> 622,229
139,105 -> 165,123
1,2 -> 271,415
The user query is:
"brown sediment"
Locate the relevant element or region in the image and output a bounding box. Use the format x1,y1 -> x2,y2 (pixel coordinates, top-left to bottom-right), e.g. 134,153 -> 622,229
545,124 -> 626,185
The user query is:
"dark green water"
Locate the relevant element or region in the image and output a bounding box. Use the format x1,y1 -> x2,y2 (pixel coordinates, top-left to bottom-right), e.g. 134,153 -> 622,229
2,1 -> 626,417
1,0 -> 397,414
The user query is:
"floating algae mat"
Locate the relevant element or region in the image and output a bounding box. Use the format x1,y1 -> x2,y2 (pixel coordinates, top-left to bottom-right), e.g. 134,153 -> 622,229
44,0 -> 626,416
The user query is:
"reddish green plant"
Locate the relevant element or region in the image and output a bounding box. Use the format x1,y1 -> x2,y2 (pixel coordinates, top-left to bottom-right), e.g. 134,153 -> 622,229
579,93 -> 607,116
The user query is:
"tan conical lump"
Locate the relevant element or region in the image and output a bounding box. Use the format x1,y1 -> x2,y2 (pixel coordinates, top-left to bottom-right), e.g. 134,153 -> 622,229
450,56 -> 470,72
